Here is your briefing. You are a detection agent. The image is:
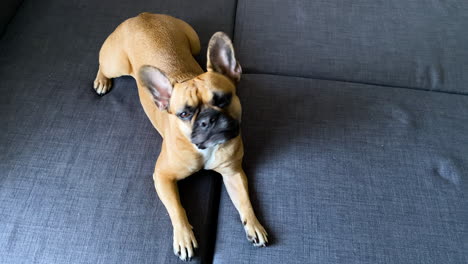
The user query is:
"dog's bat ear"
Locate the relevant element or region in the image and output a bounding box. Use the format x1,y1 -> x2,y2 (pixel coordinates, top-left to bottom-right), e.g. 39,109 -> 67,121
138,65 -> 173,111
207,32 -> 242,82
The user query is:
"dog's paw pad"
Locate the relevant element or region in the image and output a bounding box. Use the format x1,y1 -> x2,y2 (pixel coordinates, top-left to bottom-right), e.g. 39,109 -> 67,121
173,225 -> 198,261
243,219 -> 268,247
93,76 -> 112,96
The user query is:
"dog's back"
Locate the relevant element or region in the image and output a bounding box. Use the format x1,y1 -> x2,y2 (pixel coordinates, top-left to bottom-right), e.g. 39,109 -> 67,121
100,13 -> 202,79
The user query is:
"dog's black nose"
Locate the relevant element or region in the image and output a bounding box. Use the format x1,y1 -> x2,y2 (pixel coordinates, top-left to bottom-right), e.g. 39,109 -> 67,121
197,112 -> 219,130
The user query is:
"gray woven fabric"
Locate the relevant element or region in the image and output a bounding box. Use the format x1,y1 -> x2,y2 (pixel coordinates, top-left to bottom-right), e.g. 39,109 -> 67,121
213,74 -> 468,264
234,0 -> 468,93
2,0 -> 468,263
0,0 -> 236,263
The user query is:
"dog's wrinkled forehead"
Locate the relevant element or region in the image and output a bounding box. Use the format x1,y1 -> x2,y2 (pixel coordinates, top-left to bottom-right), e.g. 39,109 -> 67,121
170,72 -> 235,111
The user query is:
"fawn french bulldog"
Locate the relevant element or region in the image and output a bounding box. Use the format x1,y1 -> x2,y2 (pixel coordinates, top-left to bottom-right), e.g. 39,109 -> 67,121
94,13 -> 268,261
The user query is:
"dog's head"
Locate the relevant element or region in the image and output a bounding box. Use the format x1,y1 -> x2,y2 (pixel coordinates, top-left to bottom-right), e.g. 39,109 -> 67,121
139,32 -> 242,150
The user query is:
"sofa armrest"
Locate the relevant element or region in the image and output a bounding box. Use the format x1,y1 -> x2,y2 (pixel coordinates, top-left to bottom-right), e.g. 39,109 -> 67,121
0,0 -> 23,36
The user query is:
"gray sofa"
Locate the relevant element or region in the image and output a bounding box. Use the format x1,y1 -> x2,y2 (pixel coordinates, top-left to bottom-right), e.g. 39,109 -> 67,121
1,0 -> 467,263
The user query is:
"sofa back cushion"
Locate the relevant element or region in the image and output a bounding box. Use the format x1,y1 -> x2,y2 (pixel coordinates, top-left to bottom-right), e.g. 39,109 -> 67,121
234,0 -> 468,93
0,0 -> 23,35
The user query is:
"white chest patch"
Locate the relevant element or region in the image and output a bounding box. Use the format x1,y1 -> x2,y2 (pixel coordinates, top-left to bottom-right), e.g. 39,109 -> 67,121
198,145 -> 219,170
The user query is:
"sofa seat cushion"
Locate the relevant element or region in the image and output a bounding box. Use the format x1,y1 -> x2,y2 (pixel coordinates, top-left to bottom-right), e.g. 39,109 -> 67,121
213,74 -> 468,264
0,0 -> 237,262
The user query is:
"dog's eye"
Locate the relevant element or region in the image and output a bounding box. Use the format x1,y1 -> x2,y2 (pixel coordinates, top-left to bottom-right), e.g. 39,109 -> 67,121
212,92 -> 232,108
178,111 -> 192,120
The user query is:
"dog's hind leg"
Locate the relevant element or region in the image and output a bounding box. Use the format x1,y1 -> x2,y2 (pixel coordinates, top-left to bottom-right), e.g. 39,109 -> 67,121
93,25 -> 132,95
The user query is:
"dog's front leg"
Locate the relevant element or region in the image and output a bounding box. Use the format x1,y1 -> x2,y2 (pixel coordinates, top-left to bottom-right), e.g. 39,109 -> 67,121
154,173 -> 197,261
215,166 -> 268,247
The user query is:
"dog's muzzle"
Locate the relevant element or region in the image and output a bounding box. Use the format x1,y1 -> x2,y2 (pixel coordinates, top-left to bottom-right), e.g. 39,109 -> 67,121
191,108 -> 239,150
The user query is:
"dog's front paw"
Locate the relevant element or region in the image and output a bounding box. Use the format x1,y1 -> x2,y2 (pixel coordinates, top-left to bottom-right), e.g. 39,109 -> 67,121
173,224 -> 198,261
243,217 -> 268,247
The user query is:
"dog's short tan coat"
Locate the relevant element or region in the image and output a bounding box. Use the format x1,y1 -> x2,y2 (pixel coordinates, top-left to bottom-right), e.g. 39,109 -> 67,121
94,13 -> 267,261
